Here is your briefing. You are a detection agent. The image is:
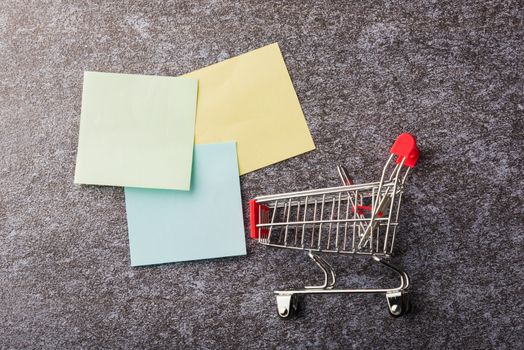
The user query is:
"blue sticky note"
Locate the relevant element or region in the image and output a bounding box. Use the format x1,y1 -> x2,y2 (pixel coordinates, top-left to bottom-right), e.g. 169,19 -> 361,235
124,142 -> 246,266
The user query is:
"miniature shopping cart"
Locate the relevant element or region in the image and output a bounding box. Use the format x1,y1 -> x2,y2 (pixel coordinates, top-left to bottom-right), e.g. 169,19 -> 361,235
249,133 -> 420,318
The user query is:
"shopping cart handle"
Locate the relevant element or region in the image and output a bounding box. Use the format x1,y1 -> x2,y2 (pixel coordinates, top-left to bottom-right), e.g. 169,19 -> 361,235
391,133 -> 419,168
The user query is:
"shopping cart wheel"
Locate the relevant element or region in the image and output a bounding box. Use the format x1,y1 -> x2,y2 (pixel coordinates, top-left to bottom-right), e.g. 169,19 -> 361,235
276,294 -> 299,319
386,291 -> 410,317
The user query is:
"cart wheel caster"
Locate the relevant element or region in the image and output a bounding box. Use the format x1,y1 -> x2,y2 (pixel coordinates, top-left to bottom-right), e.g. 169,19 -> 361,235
386,291 -> 411,317
276,294 -> 299,319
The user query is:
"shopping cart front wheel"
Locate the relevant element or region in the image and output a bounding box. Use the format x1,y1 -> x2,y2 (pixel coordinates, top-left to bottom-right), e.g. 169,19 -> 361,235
276,294 -> 300,319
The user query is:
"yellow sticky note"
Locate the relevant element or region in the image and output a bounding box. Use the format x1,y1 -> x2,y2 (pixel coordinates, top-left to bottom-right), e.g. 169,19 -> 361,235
184,43 -> 315,175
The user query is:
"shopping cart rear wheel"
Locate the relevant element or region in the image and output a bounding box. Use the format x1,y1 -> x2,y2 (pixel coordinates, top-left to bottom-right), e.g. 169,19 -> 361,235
276,294 -> 300,319
387,291 -> 411,317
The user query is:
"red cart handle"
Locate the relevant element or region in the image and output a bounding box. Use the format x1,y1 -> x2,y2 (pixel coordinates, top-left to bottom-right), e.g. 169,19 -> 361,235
391,133 -> 419,168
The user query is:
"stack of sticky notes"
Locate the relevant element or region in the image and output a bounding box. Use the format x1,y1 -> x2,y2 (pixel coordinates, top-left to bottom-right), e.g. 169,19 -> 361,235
74,43 -> 315,266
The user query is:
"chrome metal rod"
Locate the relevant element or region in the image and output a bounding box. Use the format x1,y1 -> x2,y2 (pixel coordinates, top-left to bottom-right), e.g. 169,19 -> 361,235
256,217 -> 389,227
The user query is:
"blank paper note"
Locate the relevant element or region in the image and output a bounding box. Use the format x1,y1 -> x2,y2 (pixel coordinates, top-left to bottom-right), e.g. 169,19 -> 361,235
74,72 -> 197,190
183,43 -> 316,175
124,142 -> 246,266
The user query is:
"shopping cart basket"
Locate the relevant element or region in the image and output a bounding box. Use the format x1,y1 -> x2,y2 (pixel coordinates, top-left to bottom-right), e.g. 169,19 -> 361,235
249,133 -> 420,318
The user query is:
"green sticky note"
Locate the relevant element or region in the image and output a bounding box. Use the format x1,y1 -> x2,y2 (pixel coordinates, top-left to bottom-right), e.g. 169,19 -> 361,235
74,71 -> 198,190
125,142 -> 246,266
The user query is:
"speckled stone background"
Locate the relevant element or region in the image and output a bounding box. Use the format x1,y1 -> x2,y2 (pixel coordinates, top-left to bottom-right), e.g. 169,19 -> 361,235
0,1 -> 523,349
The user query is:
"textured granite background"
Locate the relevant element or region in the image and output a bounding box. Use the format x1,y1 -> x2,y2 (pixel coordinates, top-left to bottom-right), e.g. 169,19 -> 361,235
1,1 -> 523,349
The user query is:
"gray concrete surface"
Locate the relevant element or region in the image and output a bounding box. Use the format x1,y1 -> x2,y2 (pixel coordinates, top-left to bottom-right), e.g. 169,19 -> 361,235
1,1 -> 523,349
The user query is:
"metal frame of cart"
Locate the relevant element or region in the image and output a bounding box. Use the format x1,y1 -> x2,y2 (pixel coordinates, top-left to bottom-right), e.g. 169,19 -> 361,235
250,133 -> 420,318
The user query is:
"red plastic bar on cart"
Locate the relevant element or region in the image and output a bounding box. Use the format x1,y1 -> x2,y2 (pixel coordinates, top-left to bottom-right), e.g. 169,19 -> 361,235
391,133 -> 419,168
352,205 -> 384,217
249,200 -> 269,239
